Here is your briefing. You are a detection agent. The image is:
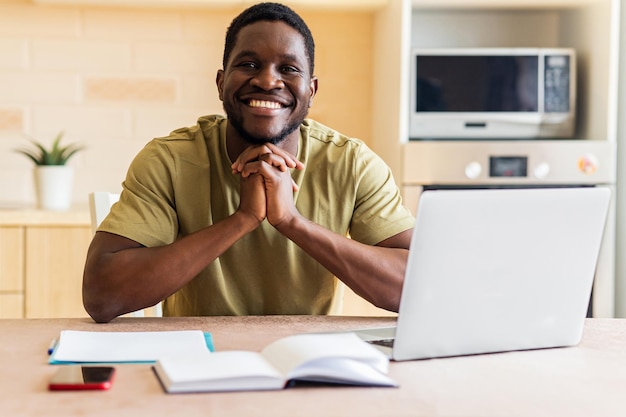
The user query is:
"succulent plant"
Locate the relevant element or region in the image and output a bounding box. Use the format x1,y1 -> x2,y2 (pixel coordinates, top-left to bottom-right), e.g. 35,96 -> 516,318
15,131 -> 83,166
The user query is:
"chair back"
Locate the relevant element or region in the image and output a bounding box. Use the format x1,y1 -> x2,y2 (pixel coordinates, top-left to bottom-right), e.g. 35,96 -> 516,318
88,191 -> 120,235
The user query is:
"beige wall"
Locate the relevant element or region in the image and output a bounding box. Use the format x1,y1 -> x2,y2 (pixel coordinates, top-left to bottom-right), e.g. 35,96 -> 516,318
0,1 -> 374,207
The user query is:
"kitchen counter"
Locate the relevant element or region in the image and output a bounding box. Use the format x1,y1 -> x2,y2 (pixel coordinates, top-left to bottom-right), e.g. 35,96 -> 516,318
0,207 -> 90,226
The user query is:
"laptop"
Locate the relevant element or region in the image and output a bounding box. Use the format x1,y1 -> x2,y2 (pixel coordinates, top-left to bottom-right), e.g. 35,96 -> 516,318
356,187 -> 611,361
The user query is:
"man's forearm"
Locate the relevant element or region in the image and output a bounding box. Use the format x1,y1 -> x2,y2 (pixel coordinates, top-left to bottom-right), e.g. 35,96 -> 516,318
83,210 -> 260,322
275,215 -> 410,312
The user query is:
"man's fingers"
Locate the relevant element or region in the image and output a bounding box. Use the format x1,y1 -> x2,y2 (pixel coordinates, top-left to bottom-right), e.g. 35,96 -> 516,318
231,144 -> 304,174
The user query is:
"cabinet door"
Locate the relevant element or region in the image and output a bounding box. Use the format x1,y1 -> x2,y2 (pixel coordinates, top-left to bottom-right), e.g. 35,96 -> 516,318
340,285 -> 398,317
0,227 -> 25,318
25,226 -> 92,318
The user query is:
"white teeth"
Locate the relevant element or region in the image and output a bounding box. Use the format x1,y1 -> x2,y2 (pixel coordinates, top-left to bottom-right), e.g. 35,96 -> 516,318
249,99 -> 282,109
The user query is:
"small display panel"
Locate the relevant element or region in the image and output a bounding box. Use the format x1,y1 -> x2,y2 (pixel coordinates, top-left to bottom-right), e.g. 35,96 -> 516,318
415,55 -> 539,112
489,156 -> 528,177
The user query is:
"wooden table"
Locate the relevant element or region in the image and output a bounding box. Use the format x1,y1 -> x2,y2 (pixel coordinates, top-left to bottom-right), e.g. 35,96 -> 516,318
1,316 -> 625,417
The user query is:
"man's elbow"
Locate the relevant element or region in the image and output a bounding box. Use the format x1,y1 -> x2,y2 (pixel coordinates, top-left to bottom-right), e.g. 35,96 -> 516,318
83,295 -> 117,323
82,279 -> 118,323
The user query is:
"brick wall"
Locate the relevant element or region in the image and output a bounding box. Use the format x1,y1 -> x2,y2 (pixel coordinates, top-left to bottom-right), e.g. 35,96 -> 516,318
0,2 -> 373,207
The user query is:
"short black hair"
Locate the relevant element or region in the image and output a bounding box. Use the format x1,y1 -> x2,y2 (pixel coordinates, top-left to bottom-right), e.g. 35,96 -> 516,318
223,2 -> 315,75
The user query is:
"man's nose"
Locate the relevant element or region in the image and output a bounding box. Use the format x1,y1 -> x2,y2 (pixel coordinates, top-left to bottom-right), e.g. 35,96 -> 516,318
251,66 -> 284,90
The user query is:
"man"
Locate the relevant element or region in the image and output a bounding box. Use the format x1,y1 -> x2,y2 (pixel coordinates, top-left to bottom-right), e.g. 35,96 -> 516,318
82,2 -> 414,323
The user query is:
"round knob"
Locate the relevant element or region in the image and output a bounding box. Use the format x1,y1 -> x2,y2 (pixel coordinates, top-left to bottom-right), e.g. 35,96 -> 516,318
578,154 -> 599,175
534,162 -> 550,179
465,162 -> 482,179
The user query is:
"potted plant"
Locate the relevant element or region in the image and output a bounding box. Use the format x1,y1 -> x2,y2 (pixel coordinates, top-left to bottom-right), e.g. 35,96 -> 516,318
15,131 -> 84,211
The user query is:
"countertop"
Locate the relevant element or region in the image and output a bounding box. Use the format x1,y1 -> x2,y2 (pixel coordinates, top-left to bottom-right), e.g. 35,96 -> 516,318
0,207 -> 90,226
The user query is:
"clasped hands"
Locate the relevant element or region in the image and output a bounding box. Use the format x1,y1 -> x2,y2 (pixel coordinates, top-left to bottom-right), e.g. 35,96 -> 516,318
231,143 -> 304,228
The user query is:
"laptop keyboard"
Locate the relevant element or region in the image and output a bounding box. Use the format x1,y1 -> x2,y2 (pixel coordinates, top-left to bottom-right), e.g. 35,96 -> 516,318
367,338 -> 395,348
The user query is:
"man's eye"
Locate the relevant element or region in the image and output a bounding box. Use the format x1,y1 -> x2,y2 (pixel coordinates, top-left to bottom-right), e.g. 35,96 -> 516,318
238,62 -> 257,69
281,66 -> 299,73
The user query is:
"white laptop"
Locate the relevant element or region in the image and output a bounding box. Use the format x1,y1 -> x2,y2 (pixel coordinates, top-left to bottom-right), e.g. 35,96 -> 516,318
356,187 -> 611,361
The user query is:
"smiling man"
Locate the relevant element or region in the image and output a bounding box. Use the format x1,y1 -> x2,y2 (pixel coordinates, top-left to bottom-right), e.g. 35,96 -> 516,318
82,2 -> 415,323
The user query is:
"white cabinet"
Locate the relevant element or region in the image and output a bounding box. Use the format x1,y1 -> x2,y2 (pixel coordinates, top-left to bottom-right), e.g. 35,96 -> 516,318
370,0 -> 620,316
369,0 -> 619,171
409,0 -> 618,144
370,0 -> 620,178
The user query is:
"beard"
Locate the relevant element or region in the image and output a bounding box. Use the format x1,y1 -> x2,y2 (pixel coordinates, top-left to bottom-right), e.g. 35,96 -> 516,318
223,101 -> 308,145
228,116 -> 301,145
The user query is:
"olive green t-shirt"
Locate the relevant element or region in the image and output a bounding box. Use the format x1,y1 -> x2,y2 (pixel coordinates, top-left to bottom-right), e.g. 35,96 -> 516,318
99,115 -> 414,316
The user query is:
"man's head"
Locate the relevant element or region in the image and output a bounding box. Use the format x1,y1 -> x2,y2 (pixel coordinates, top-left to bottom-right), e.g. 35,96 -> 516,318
217,2 -> 318,146
223,2 -> 315,75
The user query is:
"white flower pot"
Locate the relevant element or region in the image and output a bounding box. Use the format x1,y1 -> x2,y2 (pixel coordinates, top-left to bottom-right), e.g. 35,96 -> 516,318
34,166 -> 74,211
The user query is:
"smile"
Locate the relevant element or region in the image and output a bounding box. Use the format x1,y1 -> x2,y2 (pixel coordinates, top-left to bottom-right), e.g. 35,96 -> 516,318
248,99 -> 284,109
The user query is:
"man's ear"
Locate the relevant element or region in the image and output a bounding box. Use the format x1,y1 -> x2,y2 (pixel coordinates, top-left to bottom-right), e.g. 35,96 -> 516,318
216,69 -> 225,101
308,76 -> 318,108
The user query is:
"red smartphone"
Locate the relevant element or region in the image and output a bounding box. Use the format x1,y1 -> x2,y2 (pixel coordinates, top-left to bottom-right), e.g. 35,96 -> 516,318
48,365 -> 116,391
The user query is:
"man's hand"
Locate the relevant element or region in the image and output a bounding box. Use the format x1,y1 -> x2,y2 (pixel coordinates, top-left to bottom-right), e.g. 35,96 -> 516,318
245,163 -> 300,228
232,144 -> 304,226
232,144 -> 303,192
232,143 -> 304,175
238,172 -> 267,224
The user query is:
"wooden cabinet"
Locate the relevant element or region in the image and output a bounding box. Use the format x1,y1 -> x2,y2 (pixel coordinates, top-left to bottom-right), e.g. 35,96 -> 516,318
0,227 -> 24,318
24,226 -> 92,318
0,210 -> 91,319
340,286 -> 397,317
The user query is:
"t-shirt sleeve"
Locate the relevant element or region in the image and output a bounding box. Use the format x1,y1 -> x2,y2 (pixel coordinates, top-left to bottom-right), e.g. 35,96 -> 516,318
98,140 -> 179,247
348,144 -> 415,245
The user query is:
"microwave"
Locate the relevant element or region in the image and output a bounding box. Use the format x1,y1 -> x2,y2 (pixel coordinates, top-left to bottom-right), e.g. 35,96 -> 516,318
409,48 -> 576,139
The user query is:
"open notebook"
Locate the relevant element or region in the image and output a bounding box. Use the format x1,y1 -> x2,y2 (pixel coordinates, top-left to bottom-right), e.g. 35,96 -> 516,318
356,187 -> 611,361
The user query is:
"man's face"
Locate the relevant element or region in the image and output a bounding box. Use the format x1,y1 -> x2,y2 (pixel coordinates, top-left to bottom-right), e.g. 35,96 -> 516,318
217,20 -> 317,145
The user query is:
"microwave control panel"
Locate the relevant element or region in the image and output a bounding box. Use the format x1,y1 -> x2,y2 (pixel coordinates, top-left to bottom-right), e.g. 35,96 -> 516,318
544,55 -> 571,113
